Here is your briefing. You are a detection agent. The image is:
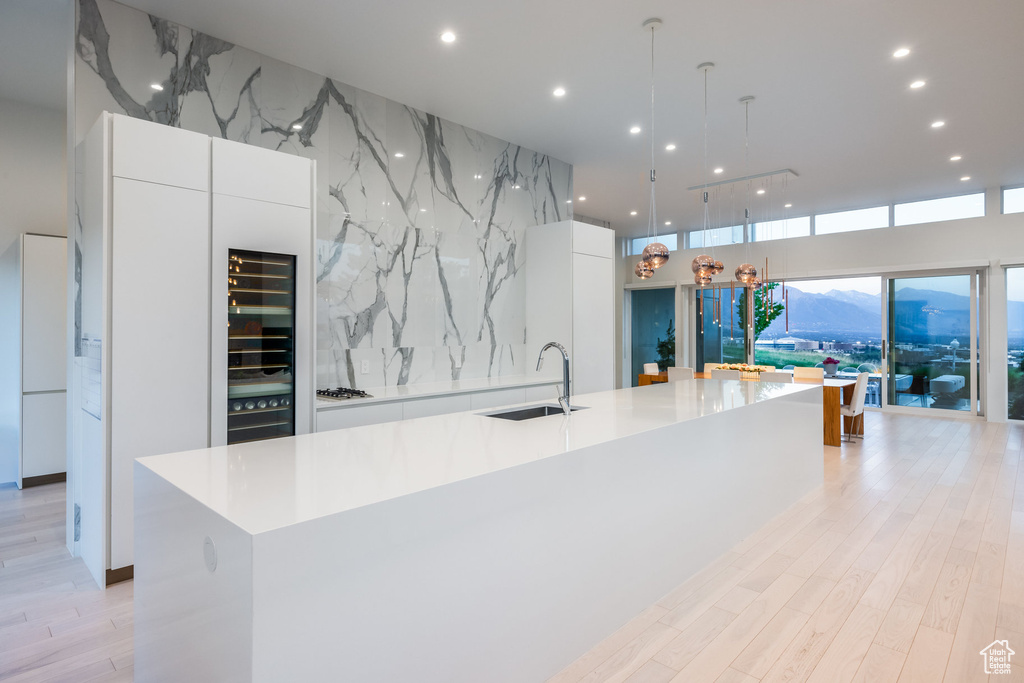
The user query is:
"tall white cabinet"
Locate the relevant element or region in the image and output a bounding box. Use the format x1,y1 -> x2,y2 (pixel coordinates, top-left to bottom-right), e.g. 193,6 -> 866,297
75,113 -> 314,587
0,234 -> 68,488
525,221 -> 615,396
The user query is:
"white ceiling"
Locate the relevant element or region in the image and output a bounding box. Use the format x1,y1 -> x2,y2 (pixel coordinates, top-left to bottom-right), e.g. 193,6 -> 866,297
6,0 -> 1024,237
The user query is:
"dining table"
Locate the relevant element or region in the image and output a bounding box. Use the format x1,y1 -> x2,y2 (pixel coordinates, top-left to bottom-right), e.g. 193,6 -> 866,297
667,372 -> 861,447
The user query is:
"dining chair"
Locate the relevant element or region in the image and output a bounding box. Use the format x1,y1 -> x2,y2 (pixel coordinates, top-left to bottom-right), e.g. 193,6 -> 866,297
840,372 -> 870,442
793,366 -> 825,380
783,365 -> 795,370
667,366 -> 695,381
643,362 -> 660,375
703,363 -> 722,374
711,368 -> 741,380
841,367 -> 859,374
760,371 -> 793,383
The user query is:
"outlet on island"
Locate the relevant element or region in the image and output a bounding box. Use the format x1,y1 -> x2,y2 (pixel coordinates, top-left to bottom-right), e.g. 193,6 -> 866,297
361,359 -> 369,374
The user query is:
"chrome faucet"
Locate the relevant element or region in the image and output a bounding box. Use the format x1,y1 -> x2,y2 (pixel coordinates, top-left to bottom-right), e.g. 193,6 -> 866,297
536,342 -> 571,416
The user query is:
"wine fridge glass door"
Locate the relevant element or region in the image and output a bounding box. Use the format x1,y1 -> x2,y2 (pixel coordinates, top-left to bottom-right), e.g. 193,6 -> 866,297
226,249 -> 296,444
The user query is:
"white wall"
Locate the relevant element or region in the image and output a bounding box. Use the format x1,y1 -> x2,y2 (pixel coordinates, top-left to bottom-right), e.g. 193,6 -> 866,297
617,188 -> 1024,421
0,98 -> 66,254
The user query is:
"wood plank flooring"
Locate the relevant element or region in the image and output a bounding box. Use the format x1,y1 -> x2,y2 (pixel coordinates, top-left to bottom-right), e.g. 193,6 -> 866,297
1,412 -> 1021,682
0,483 -> 132,682
551,412 -> 1024,683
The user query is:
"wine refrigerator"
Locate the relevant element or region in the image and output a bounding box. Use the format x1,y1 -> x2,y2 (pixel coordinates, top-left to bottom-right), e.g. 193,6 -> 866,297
226,248 -> 296,444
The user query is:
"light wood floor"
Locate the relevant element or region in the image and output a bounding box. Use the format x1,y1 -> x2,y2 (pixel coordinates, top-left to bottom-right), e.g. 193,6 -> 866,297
2,412 -> 1022,682
550,412 -> 1024,683
0,482 -> 132,682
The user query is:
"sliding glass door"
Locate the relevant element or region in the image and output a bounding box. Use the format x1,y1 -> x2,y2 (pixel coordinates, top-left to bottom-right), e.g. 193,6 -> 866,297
885,273 -> 979,413
1009,268 -> 1024,420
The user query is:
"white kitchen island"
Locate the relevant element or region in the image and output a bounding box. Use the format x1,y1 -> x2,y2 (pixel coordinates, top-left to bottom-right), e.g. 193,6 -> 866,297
134,380 -> 823,683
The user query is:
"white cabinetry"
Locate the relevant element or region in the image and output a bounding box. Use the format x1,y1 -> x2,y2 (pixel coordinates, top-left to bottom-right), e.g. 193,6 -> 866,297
525,221 -> 615,397
75,112 -> 314,586
0,234 -> 67,487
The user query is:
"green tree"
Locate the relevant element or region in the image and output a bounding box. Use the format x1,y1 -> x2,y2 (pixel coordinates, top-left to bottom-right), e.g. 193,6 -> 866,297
736,282 -> 785,340
656,319 -> 675,370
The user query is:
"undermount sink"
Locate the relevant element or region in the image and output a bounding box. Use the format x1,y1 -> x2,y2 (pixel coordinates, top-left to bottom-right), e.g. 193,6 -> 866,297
483,404 -> 587,421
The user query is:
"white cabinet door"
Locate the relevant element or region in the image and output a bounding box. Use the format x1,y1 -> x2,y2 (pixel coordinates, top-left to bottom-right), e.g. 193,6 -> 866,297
571,253 -> 614,396
469,388 -> 526,410
402,394 -> 472,420
112,115 -> 209,191
22,392 -> 66,478
110,178 -> 211,569
22,235 -> 67,393
316,403 -> 404,432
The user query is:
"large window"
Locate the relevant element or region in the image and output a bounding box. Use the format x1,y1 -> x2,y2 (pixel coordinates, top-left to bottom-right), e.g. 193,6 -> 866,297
687,225 -> 743,249
753,276 -> 883,405
814,206 -> 889,235
629,233 -> 677,256
697,287 -> 746,369
894,193 -> 984,226
1009,268 -> 1024,419
888,274 -> 976,412
1004,187 -> 1024,215
752,216 -> 811,242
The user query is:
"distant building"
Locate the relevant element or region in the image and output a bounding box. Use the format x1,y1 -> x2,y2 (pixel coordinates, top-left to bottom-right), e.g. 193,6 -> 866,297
755,337 -> 819,351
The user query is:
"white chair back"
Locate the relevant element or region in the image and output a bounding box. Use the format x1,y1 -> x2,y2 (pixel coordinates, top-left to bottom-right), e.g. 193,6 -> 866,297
703,363 -> 722,374
851,372 -> 870,413
667,366 -> 695,382
793,366 -> 825,380
711,368 -> 741,380
760,371 -> 793,383
643,362 -> 660,375
759,366 -> 776,371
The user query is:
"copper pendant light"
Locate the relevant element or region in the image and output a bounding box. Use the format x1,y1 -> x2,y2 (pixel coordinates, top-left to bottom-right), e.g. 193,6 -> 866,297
735,263 -> 758,284
694,269 -> 713,286
635,260 -> 654,279
691,254 -> 714,273
643,241 -> 670,268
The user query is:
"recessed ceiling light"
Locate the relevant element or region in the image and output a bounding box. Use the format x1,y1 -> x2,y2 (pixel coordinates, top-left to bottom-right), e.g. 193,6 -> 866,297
440,31 -> 456,43
553,87 -> 566,97
150,83 -> 163,91
665,143 -> 676,151
394,152 -> 404,158
756,189 -> 766,195
566,199 -> 572,204
291,123 -> 302,131
630,210 -> 638,216
473,174 -> 482,180
629,126 -> 641,134
931,120 -> 945,128
578,196 -> 586,201
910,80 -> 926,89
961,176 -> 971,181
513,184 -> 521,189
664,221 -> 672,226
893,47 -> 910,58
420,208 -> 427,212
784,203 -> 793,208
950,155 -> 962,161
713,168 -> 724,174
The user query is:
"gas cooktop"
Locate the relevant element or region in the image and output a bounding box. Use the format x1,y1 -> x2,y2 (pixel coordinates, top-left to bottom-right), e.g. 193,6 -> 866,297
316,387 -> 373,400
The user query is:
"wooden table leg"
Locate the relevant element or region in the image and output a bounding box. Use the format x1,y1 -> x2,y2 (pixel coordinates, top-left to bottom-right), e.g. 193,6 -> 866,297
823,385 -> 842,447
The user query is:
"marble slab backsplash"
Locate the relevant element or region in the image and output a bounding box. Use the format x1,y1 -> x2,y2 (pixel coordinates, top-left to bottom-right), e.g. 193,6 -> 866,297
74,0 -> 572,389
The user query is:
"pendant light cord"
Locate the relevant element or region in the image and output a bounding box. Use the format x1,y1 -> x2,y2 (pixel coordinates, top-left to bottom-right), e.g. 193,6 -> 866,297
702,65 -> 711,252
647,25 -> 657,247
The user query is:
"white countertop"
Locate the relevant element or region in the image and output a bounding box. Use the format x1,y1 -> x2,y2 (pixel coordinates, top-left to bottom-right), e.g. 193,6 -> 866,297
316,374 -> 561,410
138,380 -> 819,535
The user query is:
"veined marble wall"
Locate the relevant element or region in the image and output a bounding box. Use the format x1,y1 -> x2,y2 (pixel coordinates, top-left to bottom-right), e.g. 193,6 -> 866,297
74,0 -> 572,388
